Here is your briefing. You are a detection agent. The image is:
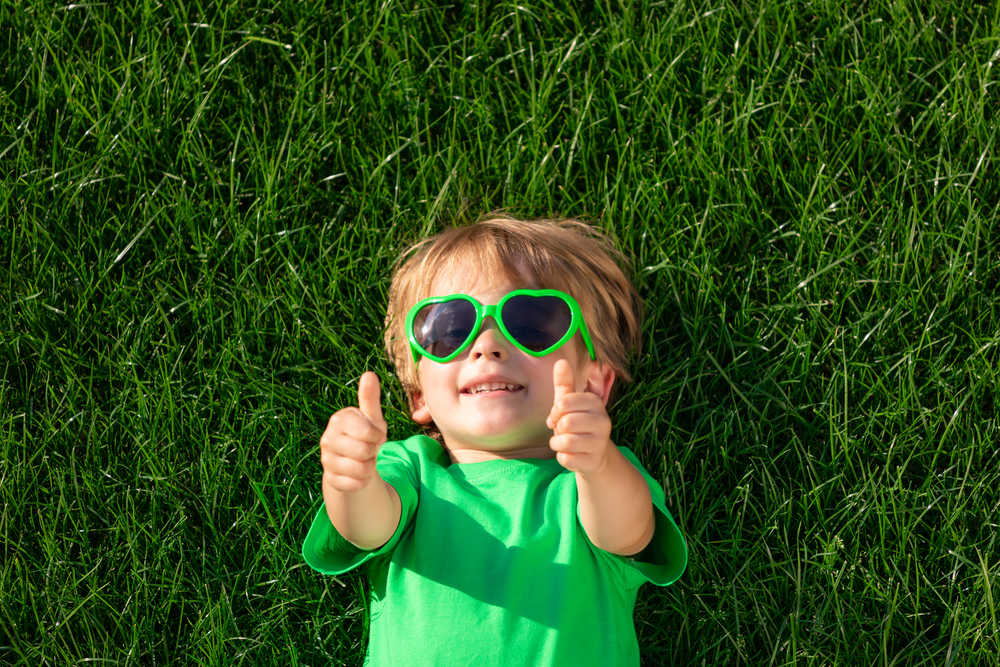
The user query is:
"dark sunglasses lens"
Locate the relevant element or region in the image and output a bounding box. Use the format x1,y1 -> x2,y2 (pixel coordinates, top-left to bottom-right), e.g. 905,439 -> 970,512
502,295 -> 572,352
413,300 -> 477,359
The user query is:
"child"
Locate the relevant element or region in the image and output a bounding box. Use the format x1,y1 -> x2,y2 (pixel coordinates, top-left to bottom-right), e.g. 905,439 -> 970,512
302,216 -> 687,665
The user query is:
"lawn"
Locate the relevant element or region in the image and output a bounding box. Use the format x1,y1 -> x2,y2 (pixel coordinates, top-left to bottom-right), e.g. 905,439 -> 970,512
2,0 -> 998,665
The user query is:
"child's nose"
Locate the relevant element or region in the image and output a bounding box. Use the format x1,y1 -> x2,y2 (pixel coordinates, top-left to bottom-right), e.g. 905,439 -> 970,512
470,317 -> 511,360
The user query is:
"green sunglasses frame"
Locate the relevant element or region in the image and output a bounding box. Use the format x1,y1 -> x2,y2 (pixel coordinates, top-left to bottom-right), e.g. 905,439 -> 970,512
405,289 -> 596,364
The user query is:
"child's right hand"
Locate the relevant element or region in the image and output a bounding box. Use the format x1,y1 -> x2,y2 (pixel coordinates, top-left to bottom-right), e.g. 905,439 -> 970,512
320,371 -> 388,493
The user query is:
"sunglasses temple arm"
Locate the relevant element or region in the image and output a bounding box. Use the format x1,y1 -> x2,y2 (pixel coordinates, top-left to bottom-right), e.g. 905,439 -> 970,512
576,322 -> 596,360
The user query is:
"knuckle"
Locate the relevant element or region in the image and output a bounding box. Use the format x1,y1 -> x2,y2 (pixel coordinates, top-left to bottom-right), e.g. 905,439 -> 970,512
322,435 -> 348,456
330,456 -> 369,480
329,409 -> 353,427
365,424 -> 384,444
562,413 -> 583,432
327,409 -> 358,434
355,442 -> 376,463
324,456 -> 347,474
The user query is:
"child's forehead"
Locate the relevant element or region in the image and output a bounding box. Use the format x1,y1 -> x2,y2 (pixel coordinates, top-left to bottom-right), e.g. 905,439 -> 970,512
408,248 -> 575,307
425,262 -> 531,297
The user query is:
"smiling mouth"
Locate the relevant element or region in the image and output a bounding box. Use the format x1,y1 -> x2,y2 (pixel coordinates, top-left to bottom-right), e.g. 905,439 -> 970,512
463,382 -> 524,395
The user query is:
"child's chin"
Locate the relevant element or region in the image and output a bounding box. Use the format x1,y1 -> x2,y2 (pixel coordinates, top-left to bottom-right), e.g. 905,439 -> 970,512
462,421 -> 550,447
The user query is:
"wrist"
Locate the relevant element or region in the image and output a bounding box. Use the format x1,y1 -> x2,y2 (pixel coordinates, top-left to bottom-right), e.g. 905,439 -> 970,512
324,475 -> 400,550
572,439 -> 617,482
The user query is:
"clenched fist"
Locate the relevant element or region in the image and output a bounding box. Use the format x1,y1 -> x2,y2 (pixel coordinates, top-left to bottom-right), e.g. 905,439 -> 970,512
321,371 -> 388,493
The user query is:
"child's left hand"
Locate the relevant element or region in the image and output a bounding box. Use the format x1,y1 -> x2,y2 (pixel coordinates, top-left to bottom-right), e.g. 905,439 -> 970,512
547,359 -> 613,476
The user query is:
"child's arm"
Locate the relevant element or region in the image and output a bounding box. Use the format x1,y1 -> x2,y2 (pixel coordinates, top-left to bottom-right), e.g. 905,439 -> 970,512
320,372 -> 401,550
547,361 -> 655,556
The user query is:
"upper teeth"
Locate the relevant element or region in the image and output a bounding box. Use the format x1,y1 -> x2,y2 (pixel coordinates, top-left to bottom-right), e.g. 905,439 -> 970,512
469,382 -> 518,394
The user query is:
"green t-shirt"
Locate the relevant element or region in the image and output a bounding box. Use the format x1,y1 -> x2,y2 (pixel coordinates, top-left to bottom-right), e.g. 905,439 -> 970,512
302,434 -> 687,666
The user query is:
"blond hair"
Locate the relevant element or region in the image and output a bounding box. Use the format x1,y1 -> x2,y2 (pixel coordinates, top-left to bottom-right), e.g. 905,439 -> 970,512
384,215 -> 643,412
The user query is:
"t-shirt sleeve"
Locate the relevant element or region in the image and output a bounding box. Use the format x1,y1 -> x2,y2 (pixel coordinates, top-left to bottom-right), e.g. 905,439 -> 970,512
616,447 -> 688,587
301,440 -> 420,576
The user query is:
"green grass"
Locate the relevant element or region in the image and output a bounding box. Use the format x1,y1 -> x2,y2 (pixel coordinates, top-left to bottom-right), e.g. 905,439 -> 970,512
2,0 -> 998,665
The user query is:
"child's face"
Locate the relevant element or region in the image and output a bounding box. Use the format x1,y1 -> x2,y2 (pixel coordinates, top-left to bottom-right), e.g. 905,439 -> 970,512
410,264 -> 611,462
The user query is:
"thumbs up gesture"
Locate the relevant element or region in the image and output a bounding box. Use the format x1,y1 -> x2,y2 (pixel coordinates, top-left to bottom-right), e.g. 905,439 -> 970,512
320,372 -> 388,493
546,360 -> 613,476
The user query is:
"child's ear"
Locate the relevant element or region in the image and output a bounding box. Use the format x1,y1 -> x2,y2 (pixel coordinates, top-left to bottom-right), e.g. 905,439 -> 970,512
411,391 -> 433,424
583,361 -> 616,407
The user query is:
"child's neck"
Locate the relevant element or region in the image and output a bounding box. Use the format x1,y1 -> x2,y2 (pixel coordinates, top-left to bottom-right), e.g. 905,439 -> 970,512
445,444 -> 557,464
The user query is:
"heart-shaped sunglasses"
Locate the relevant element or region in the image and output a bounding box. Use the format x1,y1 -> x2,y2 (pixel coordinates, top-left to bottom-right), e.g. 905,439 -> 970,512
405,289 -> 596,363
